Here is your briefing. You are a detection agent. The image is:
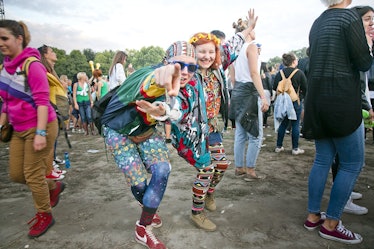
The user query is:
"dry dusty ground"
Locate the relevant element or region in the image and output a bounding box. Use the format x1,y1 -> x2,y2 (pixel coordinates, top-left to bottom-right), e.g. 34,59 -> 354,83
0,118 -> 373,249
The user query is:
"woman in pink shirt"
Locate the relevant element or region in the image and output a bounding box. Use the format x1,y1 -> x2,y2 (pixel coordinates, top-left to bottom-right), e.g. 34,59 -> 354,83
0,20 -> 64,238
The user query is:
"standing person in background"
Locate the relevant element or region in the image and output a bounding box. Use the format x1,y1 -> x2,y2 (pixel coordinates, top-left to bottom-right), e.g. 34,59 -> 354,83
260,62 -> 272,128
189,8 -> 257,229
0,20 -> 64,238
38,44 -> 67,178
302,0 -> 372,244
273,52 -> 307,155
73,72 -> 95,135
230,29 -> 269,181
70,75 -> 82,133
328,4 -> 374,218
108,51 -> 127,90
126,63 -> 135,77
92,69 -> 109,101
60,75 -> 71,131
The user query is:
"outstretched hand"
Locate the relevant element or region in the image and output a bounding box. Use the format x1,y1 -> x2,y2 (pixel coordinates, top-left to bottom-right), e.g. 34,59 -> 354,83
154,63 -> 181,97
136,100 -> 166,117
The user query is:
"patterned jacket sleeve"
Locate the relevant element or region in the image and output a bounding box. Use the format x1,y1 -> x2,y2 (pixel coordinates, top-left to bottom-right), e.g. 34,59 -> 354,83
221,33 -> 246,71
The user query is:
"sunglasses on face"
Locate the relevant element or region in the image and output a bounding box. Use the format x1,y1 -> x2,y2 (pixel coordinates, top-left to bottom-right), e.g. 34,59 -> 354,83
169,61 -> 199,73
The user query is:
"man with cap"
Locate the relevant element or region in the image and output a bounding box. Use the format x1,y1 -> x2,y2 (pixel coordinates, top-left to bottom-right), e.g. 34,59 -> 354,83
102,45 -> 185,249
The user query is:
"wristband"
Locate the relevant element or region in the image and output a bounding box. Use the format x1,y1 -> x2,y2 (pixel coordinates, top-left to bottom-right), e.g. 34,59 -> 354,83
150,101 -> 182,121
35,129 -> 47,137
150,101 -> 171,121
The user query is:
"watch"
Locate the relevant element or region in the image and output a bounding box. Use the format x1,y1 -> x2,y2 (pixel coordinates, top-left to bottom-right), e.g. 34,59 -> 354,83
35,129 -> 47,137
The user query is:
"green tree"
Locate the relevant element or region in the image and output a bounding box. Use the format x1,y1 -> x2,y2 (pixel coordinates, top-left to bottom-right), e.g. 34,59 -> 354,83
94,50 -> 116,77
65,50 -> 91,80
267,47 -> 308,69
130,46 -> 165,69
83,48 -> 96,63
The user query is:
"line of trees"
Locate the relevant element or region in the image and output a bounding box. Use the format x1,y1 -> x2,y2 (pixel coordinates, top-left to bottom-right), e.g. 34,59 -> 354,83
53,46 -> 165,80
0,46 -> 308,81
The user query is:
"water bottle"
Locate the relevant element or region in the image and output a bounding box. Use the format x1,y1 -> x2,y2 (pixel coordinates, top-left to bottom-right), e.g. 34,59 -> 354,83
64,152 -> 71,169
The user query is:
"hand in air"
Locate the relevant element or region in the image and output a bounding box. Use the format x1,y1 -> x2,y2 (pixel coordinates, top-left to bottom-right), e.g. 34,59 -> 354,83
246,9 -> 258,31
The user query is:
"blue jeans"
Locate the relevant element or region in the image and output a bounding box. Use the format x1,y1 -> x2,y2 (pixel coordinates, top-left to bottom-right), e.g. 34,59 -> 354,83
307,123 -> 364,220
276,101 -> 302,149
78,100 -> 92,123
234,97 -> 263,168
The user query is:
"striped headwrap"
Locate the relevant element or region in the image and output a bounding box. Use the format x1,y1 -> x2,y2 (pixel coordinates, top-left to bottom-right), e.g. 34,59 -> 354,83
164,41 -> 196,61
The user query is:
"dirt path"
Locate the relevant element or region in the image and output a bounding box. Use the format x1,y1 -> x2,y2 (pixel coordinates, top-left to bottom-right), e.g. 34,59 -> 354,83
0,121 -> 373,249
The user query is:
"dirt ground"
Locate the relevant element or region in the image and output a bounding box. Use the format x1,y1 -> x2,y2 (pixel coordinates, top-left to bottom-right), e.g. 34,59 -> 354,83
0,117 -> 373,249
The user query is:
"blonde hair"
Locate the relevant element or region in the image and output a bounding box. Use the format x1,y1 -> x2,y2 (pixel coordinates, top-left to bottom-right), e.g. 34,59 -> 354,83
60,75 -> 68,82
77,72 -> 87,81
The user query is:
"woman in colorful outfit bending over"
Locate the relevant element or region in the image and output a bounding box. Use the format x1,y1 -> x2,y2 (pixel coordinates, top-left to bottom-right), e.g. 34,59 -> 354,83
137,41 -> 216,231
101,53 -> 182,249
187,9 -> 257,228
0,20 -> 64,238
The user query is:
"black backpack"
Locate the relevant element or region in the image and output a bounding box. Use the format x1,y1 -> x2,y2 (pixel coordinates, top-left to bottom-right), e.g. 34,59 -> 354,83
92,85 -> 120,135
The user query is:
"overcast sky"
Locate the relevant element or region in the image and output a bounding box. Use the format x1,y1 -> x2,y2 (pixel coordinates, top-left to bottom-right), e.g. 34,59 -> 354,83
5,0 -> 374,61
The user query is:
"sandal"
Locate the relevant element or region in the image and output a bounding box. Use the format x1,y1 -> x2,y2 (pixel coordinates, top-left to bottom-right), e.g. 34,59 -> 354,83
244,173 -> 266,182
235,168 -> 246,177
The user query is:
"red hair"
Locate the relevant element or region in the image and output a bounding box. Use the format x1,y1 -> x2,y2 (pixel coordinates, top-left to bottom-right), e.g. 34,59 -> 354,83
189,32 -> 221,69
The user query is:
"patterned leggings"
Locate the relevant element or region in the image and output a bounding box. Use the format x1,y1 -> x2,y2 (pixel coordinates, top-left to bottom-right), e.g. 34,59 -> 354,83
192,131 -> 230,211
104,127 -> 171,210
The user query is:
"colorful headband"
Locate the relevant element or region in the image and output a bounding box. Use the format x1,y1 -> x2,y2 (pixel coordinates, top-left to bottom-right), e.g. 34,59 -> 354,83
164,41 -> 196,61
189,33 -> 221,46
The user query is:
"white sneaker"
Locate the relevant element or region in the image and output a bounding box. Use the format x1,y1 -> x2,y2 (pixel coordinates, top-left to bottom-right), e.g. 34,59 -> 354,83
292,148 -> 305,155
275,147 -> 284,153
350,191 -> 362,200
54,157 -> 65,165
343,197 -> 368,215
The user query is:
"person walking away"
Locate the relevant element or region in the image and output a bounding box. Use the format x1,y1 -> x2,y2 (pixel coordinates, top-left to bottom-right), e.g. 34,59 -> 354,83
273,52 -> 307,155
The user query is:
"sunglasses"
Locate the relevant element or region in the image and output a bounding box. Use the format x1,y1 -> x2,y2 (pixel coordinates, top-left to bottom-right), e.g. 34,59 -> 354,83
169,61 -> 199,73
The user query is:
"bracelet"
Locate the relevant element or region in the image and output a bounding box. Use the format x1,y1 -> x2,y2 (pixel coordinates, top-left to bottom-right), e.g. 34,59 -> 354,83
150,101 -> 171,121
35,129 -> 47,137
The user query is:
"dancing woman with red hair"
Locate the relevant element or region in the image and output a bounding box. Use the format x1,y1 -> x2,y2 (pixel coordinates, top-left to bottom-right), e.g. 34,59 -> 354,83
188,9 -> 260,231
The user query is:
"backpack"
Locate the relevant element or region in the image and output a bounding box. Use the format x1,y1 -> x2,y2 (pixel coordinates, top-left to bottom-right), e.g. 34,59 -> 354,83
276,69 -> 299,103
21,57 -> 71,148
23,57 -> 70,121
92,85 -> 119,135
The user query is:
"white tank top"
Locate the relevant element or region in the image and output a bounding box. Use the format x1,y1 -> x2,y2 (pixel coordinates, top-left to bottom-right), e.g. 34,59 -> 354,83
234,41 -> 258,83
